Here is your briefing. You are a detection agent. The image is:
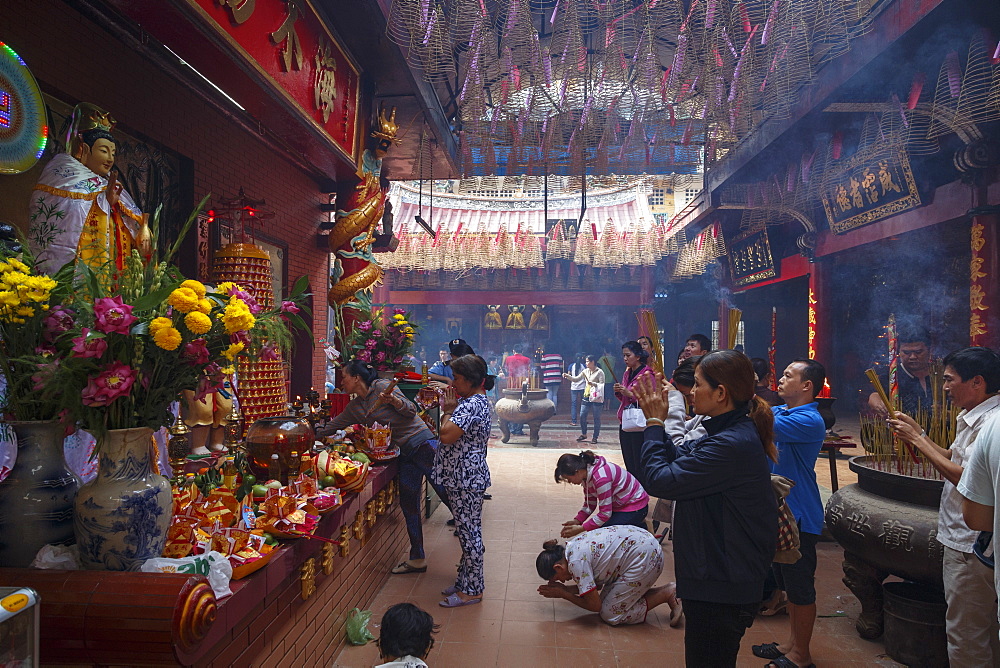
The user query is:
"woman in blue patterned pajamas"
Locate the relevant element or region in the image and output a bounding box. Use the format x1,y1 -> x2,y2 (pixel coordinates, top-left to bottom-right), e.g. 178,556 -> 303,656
434,354 -> 494,607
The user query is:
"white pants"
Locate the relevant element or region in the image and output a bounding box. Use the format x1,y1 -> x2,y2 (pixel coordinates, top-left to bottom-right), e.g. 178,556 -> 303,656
942,544 -> 1000,667
599,540 -> 664,625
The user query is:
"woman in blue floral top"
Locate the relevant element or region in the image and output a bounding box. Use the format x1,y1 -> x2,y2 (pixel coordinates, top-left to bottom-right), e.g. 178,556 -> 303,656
434,354 -> 494,607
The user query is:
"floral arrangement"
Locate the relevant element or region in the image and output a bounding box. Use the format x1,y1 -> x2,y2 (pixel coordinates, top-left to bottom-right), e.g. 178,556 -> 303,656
4,202 -> 311,444
344,306 -> 417,372
0,253 -> 73,421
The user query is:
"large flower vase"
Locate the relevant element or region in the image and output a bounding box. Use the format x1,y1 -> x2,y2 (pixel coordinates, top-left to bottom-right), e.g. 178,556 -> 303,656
74,427 -> 172,571
0,421 -> 80,567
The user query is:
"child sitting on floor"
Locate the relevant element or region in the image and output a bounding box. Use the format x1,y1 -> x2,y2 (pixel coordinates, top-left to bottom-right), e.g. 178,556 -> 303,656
375,603 -> 438,668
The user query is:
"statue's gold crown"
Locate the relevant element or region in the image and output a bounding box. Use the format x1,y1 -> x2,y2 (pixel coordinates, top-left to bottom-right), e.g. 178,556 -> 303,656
371,106 -> 401,144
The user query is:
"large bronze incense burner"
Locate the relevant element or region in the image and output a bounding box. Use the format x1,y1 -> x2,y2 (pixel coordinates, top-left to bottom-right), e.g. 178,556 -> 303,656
495,382 -> 555,447
825,456 -> 943,639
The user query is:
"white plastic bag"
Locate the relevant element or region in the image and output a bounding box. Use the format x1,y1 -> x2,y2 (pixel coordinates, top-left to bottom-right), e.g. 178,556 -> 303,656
141,550 -> 233,599
31,544 -> 81,570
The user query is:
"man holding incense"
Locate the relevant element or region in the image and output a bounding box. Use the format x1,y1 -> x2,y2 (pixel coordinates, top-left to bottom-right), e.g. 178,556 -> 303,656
891,347 -> 1000,667
753,359 -> 826,668
868,329 -> 934,415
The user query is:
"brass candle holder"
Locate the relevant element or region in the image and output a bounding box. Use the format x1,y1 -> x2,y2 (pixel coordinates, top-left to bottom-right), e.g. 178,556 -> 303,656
223,402 -> 244,456
167,418 -> 191,478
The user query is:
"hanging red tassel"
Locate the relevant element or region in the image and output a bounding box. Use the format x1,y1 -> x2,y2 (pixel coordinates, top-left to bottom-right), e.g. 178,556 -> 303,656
739,2 -> 751,33
907,72 -> 926,109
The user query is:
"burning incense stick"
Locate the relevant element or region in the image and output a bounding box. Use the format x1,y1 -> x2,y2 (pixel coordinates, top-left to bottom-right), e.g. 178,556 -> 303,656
727,307 -> 742,350
368,378 -> 399,415
865,369 -> 893,414
637,309 -> 664,375
768,306 -> 777,391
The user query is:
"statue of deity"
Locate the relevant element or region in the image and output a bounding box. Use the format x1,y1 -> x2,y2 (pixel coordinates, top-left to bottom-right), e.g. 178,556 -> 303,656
28,103 -> 150,273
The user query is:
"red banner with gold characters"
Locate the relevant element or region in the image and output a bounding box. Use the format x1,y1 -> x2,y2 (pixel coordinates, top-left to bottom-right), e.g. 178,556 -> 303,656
970,216 -> 992,345
184,0 -> 360,162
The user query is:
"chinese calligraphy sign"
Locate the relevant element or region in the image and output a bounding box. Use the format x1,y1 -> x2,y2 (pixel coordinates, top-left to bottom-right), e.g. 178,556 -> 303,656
187,0 -> 360,162
821,148 -> 921,234
727,226 -> 776,286
971,221 -> 989,343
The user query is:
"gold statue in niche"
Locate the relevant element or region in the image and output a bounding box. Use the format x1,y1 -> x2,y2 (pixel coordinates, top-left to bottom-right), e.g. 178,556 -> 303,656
506,305 -> 526,329
528,305 -> 549,330
484,305 -> 503,329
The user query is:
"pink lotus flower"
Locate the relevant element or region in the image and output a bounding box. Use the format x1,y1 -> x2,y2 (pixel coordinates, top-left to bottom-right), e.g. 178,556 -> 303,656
182,339 -> 210,366
71,328 -> 108,359
357,350 -> 372,362
365,338 -> 377,350
42,306 -> 75,342
81,362 -> 135,407
194,363 -> 225,402
280,301 -> 300,314
375,351 -> 386,362
230,330 -> 252,347
357,321 -> 372,331
93,296 -> 137,335
261,342 -> 280,361
231,288 -> 261,315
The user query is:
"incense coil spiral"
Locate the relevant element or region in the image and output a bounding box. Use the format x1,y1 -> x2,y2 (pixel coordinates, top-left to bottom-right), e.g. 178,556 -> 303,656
328,262 -> 383,305
174,579 -> 217,650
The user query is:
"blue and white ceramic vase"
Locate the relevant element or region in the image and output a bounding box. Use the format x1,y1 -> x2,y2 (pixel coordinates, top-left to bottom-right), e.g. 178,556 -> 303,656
0,420 -> 80,567
74,427 -> 171,571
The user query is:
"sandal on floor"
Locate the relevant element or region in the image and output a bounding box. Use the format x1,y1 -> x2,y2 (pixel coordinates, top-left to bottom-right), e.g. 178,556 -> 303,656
752,642 -> 784,659
390,561 -> 426,575
576,434 -> 587,442
765,657 -> 814,668
439,592 -> 482,608
441,584 -> 459,596
760,591 -> 788,616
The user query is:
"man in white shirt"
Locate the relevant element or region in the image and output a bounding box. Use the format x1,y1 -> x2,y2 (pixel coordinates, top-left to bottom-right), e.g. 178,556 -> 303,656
892,347 -> 1000,666
567,353 -> 587,426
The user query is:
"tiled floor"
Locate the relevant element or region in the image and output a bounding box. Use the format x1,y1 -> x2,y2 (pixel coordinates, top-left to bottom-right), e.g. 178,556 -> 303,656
334,426 -> 903,668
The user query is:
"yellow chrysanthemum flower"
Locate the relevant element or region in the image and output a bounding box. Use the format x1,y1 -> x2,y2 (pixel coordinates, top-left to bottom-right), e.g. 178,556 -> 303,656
0,262 -> 11,274
393,314 -> 405,320
222,342 -> 245,361
184,311 -> 212,335
2,271 -> 30,288
180,279 -> 207,298
16,306 -> 34,318
152,326 -> 182,351
6,258 -> 29,273
167,287 -> 200,313
0,291 -> 19,307
220,298 -> 256,334
149,317 -> 173,334
216,282 -> 236,295
197,298 -> 212,314
220,365 -> 235,375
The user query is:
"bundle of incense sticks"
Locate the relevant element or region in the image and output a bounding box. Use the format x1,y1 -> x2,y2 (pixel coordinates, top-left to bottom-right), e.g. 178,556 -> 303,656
637,309 -> 664,375
368,378 -> 399,415
727,307 -> 742,350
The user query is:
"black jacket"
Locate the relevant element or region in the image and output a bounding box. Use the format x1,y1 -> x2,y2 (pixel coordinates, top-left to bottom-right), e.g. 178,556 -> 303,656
638,408 -> 777,605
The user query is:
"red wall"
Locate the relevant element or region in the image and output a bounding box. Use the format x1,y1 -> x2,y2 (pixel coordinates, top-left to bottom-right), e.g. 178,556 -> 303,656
3,0 -> 330,392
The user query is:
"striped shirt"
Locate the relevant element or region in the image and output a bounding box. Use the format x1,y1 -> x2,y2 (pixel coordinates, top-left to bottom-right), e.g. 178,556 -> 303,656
540,353 -> 563,384
574,455 -> 649,531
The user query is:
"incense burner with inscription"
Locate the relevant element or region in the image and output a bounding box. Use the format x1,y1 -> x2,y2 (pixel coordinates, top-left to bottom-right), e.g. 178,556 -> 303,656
495,383 -> 555,447
824,456 -> 943,640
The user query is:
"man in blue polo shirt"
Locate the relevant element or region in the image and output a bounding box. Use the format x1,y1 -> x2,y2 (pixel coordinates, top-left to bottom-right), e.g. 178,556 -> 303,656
754,358 -> 826,668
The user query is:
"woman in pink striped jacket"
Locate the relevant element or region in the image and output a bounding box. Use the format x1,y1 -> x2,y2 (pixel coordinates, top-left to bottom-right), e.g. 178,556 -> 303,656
555,451 -> 649,539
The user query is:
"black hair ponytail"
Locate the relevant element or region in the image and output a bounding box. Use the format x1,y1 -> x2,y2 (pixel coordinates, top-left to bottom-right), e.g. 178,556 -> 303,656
536,539 -> 566,580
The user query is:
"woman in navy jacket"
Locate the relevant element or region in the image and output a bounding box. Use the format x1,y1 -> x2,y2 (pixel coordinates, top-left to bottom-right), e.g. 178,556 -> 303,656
632,350 -> 777,668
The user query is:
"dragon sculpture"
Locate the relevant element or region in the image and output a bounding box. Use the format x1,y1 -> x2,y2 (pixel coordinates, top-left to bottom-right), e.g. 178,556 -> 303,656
327,106 -> 400,306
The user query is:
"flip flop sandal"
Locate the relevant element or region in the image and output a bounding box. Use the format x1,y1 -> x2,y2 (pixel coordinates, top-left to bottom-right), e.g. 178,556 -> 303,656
391,561 -> 427,575
765,657 -> 814,668
752,642 -> 784,659
439,592 -> 482,608
441,584 -> 460,596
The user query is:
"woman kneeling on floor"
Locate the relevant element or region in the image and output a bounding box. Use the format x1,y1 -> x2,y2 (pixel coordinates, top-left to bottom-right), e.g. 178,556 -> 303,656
555,450 -> 650,539
535,525 -> 682,626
